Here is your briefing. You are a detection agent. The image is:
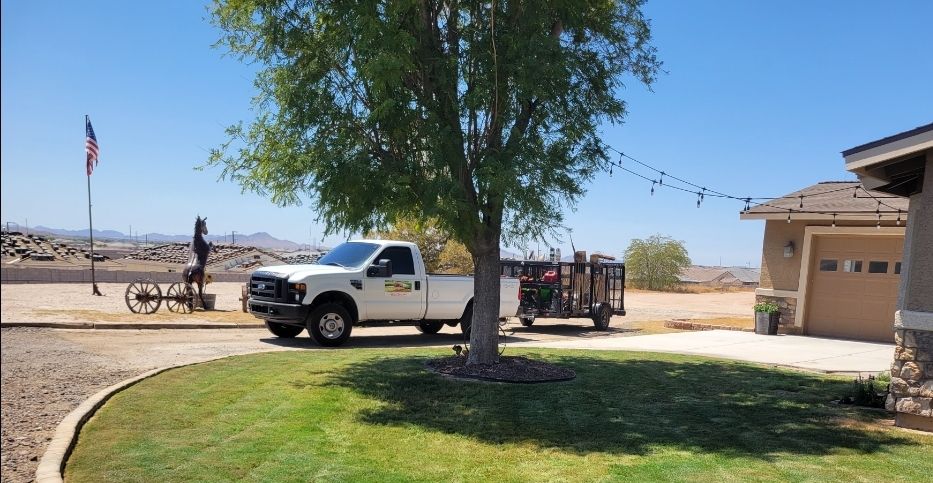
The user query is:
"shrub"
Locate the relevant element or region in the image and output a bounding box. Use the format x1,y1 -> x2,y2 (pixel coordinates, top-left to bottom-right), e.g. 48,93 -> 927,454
753,302 -> 780,314
839,373 -> 889,408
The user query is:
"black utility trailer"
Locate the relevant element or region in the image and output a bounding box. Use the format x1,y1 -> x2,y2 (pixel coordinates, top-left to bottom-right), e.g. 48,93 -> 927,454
500,259 -> 625,330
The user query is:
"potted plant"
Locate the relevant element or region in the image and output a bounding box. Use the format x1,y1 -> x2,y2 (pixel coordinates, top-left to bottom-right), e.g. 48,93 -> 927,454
753,302 -> 780,335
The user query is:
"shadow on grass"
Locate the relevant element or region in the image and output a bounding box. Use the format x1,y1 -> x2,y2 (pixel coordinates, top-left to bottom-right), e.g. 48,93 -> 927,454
259,331 -> 543,349
324,353 -> 913,459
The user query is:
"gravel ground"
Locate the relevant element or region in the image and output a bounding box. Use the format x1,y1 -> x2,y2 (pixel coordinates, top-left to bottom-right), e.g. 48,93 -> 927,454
0,284 -> 753,482
1,328 -> 140,482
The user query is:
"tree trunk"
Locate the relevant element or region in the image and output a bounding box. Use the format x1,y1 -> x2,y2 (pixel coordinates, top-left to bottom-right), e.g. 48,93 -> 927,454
467,248 -> 501,365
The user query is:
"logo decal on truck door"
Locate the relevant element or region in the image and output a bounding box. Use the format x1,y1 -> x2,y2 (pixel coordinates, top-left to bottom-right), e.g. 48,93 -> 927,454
384,280 -> 412,295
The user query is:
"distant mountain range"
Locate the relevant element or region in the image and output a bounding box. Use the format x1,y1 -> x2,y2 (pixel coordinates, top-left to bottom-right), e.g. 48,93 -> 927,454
30,225 -> 302,250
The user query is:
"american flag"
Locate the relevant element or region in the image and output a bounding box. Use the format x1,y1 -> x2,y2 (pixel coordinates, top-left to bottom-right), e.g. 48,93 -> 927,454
86,117 -> 99,176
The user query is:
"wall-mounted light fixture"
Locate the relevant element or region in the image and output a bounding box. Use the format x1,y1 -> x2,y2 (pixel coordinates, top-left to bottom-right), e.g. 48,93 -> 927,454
783,241 -> 795,258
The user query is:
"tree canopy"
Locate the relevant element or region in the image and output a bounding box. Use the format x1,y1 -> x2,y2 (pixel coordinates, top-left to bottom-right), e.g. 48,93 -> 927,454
210,0 -> 660,363
623,235 -> 691,291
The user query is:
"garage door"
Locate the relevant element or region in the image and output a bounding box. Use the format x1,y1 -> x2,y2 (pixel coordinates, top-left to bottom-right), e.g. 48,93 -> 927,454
806,235 -> 903,342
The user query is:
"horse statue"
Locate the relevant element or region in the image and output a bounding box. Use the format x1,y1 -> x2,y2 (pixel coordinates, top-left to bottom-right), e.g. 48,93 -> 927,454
183,216 -> 213,310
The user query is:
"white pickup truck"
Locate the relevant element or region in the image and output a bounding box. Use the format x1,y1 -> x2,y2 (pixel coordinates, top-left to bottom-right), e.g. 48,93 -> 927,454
247,240 -> 520,346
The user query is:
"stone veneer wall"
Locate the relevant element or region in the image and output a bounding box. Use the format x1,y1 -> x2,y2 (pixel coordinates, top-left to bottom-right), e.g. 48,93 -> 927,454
887,327 -> 933,431
754,294 -> 802,335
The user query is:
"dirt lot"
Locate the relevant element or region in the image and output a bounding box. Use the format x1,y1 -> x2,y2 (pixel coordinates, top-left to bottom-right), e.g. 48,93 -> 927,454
1,282 -> 752,324
1,283 -> 752,482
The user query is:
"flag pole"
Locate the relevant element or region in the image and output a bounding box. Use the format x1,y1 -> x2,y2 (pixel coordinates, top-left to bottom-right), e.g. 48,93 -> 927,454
86,114 -> 102,296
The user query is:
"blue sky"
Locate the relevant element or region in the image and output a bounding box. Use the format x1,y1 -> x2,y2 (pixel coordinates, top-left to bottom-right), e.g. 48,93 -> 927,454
2,1 -> 931,266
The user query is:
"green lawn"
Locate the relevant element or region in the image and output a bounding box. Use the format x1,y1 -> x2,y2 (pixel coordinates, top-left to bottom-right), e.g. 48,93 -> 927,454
66,349 -> 931,482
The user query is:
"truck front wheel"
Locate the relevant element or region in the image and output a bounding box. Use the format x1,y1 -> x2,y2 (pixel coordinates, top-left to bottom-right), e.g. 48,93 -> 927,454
307,303 -> 353,347
416,320 -> 444,334
265,321 -> 304,338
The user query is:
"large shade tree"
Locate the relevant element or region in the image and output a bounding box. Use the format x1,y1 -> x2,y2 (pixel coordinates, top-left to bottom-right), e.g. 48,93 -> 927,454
210,0 -> 660,364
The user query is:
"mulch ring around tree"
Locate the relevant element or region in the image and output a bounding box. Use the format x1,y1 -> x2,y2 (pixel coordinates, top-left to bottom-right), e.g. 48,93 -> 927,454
426,355 -> 576,383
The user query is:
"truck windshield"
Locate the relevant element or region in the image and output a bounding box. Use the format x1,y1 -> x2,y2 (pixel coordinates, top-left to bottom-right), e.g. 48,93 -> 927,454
315,242 -> 379,269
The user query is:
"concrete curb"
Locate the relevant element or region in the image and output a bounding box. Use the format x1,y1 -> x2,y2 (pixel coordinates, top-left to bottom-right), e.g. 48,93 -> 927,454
35,355 -> 236,483
1,321 -> 265,330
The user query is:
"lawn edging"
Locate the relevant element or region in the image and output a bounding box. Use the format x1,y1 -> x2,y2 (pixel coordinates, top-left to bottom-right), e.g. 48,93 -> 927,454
35,354 -> 239,483
664,319 -> 753,332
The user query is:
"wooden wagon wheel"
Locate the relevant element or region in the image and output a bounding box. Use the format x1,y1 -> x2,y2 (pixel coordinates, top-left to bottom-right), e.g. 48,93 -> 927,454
165,282 -> 196,313
124,279 -> 162,314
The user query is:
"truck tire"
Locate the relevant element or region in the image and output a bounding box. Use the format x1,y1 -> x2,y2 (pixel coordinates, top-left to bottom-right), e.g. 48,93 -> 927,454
265,321 -> 304,338
416,320 -> 444,334
592,302 -> 611,331
459,303 -> 473,338
307,303 -> 353,347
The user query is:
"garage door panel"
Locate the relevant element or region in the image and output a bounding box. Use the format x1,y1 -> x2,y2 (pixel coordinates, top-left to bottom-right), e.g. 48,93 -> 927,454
806,234 -> 902,343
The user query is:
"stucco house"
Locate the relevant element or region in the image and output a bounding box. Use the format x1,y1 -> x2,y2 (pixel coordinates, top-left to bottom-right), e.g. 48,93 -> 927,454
741,181 -> 908,342
842,122 -> 932,432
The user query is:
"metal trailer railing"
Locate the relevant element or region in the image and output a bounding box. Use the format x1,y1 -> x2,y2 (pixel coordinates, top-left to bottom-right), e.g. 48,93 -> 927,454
500,260 -> 625,319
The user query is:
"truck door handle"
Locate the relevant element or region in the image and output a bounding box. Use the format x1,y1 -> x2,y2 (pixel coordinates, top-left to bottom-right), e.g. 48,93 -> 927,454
415,281 -> 421,290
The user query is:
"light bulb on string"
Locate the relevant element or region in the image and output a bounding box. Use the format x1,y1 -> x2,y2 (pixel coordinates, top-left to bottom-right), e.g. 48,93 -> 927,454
853,186 -> 859,198
697,188 -> 705,208
896,210 -> 901,226
799,195 -> 804,209
744,198 -> 751,212
831,213 -> 836,228
650,180 -> 656,196
787,209 -> 792,224
659,172 -> 665,186
877,211 -> 882,229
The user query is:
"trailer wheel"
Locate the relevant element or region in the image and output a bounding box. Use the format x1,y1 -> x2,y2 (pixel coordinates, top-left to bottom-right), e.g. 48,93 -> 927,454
592,303 -> 611,331
416,320 -> 444,334
265,321 -> 304,338
459,303 -> 473,338
519,316 -> 535,327
307,303 -> 353,347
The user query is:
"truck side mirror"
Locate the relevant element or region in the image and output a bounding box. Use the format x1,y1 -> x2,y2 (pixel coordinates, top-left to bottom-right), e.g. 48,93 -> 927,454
367,259 -> 393,278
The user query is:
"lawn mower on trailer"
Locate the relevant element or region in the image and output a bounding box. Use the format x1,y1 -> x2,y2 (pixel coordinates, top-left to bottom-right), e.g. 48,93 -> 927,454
500,252 -> 625,330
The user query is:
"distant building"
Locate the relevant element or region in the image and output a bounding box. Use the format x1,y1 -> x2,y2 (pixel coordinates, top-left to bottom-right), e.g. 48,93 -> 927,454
678,266 -> 760,287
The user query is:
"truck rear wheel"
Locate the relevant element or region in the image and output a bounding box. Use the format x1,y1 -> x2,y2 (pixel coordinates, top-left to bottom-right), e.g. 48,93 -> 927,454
265,321 -> 304,338
307,303 -> 353,347
519,316 -> 535,327
592,303 -> 611,331
416,320 -> 444,334
459,304 -> 473,338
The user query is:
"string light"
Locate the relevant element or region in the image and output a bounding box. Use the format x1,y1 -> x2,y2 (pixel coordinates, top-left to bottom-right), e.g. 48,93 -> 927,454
603,147 -> 905,222
896,209 -> 901,226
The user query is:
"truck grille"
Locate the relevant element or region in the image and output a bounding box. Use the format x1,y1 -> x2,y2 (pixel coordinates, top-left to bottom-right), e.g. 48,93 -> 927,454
250,272 -> 287,302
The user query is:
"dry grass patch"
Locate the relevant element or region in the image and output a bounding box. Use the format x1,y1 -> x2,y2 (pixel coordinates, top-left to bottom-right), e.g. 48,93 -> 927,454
688,316 -> 754,329
29,308 -> 256,324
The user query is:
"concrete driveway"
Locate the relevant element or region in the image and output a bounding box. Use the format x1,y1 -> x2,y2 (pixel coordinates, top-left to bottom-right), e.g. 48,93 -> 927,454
515,330 -> 894,374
